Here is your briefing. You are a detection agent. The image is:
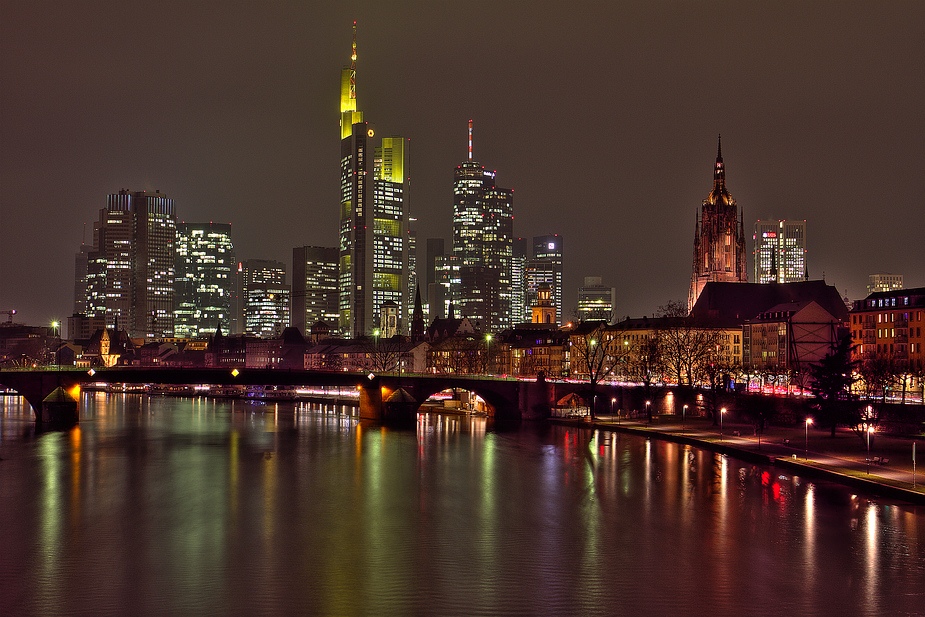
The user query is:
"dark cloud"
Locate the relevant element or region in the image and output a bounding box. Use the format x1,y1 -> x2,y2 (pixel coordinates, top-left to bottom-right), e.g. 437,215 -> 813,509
2,1 -> 923,326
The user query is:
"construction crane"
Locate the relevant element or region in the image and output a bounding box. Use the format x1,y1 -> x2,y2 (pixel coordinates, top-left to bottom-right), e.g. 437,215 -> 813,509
1,309 -> 16,323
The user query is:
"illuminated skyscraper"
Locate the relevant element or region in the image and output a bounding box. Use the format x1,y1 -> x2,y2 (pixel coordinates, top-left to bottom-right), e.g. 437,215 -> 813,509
237,259 -> 289,338
292,246 -> 339,334
526,235 -> 563,325
753,220 -> 807,284
174,222 -> 234,338
81,190 -> 177,339
689,136 -> 748,312
578,276 -> 616,322
337,23 -> 409,336
453,121 -> 514,333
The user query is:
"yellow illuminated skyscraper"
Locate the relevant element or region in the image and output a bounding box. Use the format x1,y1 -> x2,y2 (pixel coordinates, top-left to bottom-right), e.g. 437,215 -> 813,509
337,23 -> 409,337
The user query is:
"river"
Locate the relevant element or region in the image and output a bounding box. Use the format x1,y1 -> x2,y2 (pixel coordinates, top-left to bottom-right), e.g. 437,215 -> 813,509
1,393 -> 924,616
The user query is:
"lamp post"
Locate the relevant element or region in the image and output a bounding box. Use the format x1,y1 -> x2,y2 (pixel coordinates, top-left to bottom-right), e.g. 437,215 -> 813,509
611,397 -> 616,422
645,400 -> 651,424
805,418 -> 813,459
51,320 -> 60,367
866,425 -> 875,474
682,404 -> 688,433
485,334 -> 492,375
720,407 -> 727,441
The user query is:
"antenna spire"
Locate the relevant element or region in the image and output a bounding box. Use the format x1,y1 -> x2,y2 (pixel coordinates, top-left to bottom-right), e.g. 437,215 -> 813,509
468,119 -> 473,161
349,21 -> 357,102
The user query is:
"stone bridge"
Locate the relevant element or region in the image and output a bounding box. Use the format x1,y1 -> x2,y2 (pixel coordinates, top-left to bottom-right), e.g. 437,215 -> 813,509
0,368 -> 614,426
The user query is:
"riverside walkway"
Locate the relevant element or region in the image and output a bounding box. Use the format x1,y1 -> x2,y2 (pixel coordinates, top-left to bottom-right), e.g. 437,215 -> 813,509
560,414 -> 925,505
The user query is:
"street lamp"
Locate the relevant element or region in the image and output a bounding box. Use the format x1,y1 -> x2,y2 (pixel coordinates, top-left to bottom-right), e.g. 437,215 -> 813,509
645,400 -> 651,424
805,418 -> 813,459
611,397 -> 617,424
866,425 -> 875,473
720,407 -> 727,441
485,334 -> 493,375
682,404 -> 688,433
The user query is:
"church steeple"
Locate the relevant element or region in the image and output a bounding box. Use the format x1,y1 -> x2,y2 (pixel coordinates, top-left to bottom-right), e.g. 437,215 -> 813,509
714,134 -> 724,188
689,135 -> 748,311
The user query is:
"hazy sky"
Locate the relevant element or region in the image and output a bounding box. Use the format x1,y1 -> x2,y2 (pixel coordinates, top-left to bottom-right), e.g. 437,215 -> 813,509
2,1 -> 923,329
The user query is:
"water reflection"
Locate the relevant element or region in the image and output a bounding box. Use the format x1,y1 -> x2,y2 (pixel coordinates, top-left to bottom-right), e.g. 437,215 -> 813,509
2,394 -> 925,616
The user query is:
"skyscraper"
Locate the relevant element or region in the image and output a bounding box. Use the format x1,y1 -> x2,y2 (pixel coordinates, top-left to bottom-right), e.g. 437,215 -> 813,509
578,276 -> 616,322
237,259 -> 289,338
292,246 -> 339,334
452,122 -> 514,333
753,220 -> 807,284
527,235 -> 563,325
337,23 -> 409,337
174,222 -> 234,339
511,237 -> 528,324
689,136 -> 748,312
80,189 -> 177,339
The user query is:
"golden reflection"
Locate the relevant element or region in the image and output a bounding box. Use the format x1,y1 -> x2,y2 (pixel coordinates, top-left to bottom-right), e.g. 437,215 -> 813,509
804,483 -> 815,577
69,426 -> 82,535
38,432 -> 64,611
865,504 -> 879,599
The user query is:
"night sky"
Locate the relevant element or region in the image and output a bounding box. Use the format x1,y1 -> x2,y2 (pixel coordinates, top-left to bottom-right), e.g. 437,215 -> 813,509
2,1 -> 923,329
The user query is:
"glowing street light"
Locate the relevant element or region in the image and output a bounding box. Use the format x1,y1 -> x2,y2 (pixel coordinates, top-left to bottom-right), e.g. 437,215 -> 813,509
805,418 -> 813,459
720,407 -> 727,441
866,425 -> 875,474
611,397 -> 616,422
682,404 -> 688,433
645,400 -> 651,424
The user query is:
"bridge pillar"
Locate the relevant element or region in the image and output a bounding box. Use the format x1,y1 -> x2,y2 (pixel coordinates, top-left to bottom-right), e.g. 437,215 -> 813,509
358,383 -> 383,421
520,376 -> 552,420
41,386 -> 79,425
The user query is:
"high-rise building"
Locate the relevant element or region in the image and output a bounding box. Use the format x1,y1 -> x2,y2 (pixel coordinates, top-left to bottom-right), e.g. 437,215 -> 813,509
868,273 -> 904,295
578,276 -> 616,322
527,235 -> 563,325
337,24 -> 409,337
174,222 -> 234,339
689,136 -> 748,312
511,238 -> 528,325
80,189 -> 177,339
452,121 -> 514,333
753,220 -> 807,284
237,259 -> 289,338
73,244 -> 92,315
292,246 -> 339,334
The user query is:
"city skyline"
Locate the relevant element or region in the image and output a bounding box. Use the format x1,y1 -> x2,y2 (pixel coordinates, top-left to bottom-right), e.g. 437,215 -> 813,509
2,2 -> 923,327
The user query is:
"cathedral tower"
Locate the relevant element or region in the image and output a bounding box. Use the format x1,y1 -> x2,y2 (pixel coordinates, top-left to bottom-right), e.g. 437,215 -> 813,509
688,135 -> 748,311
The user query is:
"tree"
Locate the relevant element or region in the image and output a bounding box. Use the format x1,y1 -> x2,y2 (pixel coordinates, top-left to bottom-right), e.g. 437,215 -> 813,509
364,335 -> 403,373
569,321 -> 630,418
623,335 -> 663,422
807,331 -> 859,437
655,300 -> 723,387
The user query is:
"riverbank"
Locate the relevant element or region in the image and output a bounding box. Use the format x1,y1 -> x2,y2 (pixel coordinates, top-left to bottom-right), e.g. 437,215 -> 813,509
553,414 -> 925,506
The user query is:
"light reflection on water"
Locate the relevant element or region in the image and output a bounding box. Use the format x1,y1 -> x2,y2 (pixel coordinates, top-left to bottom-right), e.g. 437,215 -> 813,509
1,394 -> 925,616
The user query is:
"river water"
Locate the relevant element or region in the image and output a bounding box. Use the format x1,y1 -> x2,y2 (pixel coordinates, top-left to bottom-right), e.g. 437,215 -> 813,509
1,393 -> 924,616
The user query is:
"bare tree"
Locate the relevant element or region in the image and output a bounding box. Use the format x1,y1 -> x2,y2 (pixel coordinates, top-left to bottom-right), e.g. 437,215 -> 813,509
569,321 -> 631,418
655,301 -> 722,387
364,335 -> 403,373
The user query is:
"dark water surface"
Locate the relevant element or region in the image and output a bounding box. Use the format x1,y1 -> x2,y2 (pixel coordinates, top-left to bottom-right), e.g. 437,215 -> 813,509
2,393 -> 925,616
